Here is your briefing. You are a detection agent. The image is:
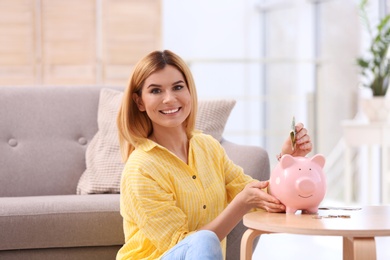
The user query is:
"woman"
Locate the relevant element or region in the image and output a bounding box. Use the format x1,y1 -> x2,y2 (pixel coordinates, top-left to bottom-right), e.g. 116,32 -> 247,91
116,50 -> 312,259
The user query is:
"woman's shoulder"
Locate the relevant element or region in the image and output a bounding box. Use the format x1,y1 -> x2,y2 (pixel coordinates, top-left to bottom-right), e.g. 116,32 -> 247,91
124,141 -> 157,168
122,147 -> 162,181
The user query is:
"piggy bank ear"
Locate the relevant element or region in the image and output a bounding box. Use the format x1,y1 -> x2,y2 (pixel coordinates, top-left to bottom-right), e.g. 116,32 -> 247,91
310,154 -> 326,168
280,154 -> 295,169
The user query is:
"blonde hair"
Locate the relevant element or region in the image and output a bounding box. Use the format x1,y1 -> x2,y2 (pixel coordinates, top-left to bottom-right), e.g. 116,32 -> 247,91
117,50 -> 198,162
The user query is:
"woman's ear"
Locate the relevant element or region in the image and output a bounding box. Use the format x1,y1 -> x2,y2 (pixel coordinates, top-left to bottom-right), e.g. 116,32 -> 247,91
132,93 -> 146,112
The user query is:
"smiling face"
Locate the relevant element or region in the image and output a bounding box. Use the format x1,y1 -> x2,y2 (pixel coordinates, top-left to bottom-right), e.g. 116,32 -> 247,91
133,65 -> 192,133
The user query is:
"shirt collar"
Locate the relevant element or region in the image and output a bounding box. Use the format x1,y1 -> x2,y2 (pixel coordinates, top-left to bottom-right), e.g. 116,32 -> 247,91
137,138 -> 158,152
137,131 -> 201,152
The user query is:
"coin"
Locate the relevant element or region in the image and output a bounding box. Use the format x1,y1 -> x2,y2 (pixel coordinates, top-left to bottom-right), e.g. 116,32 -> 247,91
323,215 -> 338,218
338,215 -> 351,218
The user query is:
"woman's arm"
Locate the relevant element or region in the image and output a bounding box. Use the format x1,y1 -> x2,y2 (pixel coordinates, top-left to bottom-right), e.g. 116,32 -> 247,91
199,122 -> 313,241
199,180 -> 284,241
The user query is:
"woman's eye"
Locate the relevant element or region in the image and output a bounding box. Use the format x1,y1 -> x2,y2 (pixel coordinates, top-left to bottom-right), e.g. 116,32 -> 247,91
173,85 -> 184,91
150,88 -> 161,94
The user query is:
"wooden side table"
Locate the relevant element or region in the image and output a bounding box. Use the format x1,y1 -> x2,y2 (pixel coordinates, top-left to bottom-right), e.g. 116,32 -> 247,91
240,206 -> 390,260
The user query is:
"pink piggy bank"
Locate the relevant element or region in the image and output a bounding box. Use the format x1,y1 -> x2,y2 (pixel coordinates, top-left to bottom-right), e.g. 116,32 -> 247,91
269,154 -> 326,214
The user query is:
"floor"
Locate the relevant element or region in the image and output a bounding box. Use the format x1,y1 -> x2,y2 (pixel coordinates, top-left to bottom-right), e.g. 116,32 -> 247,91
252,234 -> 390,260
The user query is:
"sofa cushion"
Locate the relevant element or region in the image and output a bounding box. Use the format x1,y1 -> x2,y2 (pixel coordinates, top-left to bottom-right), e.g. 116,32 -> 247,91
0,246 -> 121,260
0,194 -> 123,251
77,88 -> 236,194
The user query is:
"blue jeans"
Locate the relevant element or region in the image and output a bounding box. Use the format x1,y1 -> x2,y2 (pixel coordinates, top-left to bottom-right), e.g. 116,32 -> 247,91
161,230 -> 223,260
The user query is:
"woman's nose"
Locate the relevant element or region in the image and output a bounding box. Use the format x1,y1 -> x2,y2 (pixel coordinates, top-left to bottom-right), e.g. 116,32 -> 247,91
162,91 -> 175,103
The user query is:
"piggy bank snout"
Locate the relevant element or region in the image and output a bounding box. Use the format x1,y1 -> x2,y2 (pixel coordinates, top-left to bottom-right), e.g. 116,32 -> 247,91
295,178 -> 316,196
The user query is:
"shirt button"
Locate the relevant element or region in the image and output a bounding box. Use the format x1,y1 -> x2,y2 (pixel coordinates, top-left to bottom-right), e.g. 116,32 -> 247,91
192,175 -> 196,179
203,205 -> 207,209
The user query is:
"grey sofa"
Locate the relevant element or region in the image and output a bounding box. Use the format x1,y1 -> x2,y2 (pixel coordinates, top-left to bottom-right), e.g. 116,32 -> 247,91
0,86 -> 270,260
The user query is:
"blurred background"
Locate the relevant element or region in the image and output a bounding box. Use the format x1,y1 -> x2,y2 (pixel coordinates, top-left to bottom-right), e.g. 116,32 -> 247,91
164,0 -> 362,205
1,0 -> 389,205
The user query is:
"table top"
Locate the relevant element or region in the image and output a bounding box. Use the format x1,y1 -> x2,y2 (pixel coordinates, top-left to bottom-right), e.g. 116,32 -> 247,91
342,120 -> 390,128
342,120 -> 390,145
243,206 -> 390,237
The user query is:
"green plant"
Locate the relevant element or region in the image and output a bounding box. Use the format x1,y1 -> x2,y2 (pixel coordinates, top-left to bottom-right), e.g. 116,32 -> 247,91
357,0 -> 390,96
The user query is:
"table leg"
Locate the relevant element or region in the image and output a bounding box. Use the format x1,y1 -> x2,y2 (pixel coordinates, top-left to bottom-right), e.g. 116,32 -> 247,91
345,146 -> 352,203
381,138 -> 388,204
343,237 -> 376,260
240,229 -> 266,260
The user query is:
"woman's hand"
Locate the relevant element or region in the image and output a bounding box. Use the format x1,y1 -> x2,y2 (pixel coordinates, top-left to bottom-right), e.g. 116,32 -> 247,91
237,181 -> 285,213
280,122 -> 312,157
199,180 -> 284,240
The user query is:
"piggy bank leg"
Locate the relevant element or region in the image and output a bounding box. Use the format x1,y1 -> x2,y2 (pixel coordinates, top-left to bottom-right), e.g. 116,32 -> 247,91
302,207 -> 318,214
286,207 -> 298,214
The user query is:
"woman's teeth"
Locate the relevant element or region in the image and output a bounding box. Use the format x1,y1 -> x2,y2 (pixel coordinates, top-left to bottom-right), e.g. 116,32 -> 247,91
161,108 -> 179,114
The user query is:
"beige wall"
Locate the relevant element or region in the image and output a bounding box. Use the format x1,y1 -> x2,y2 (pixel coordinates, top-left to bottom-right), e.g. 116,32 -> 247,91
0,0 -> 161,86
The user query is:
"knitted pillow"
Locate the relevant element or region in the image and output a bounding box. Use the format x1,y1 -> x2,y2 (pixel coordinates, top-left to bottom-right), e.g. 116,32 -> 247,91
195,99 -> 236,142
76,89 -> 124,194
76,88 -> 235,194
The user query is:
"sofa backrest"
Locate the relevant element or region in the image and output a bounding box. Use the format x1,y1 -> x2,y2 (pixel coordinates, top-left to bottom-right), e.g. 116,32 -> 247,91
0,86 -> 270,197
0,86 -> 121,197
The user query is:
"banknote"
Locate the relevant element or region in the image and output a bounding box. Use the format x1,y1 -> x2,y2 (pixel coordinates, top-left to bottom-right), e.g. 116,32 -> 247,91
290,116 -> 296,151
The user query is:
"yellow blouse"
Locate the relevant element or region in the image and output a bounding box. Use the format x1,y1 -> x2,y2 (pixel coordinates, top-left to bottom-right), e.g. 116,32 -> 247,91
116,133 -> 254,260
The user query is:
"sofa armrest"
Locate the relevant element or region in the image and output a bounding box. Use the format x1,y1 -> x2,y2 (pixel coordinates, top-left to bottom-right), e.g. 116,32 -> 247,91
220,138 -> 270,260
221,138 -> 270,181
